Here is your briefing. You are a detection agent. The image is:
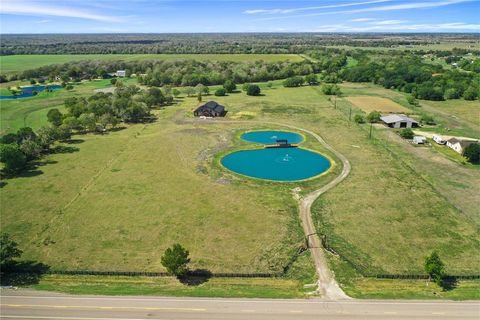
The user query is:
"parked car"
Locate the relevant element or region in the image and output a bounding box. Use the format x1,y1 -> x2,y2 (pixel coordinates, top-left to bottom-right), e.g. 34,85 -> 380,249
433,134 -> 446,145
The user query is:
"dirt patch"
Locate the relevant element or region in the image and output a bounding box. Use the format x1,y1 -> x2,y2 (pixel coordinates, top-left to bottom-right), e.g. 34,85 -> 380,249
346,96 -> 411,114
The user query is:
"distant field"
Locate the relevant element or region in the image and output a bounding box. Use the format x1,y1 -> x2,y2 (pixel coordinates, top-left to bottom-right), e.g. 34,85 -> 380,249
0,54 -> 304,74
345,96 -> 410,114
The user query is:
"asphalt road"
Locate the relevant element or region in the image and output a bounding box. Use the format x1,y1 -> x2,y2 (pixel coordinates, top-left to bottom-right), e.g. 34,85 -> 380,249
1,290 -> 479,320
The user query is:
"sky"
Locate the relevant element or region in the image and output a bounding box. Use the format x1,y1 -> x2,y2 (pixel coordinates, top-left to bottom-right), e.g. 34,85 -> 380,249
0,0 -> 479,33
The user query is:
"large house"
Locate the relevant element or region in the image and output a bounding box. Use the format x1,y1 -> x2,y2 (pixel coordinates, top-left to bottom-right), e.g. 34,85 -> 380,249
446,138 -> 478,154
380,114 -> 419,128
194,101 -> 227,117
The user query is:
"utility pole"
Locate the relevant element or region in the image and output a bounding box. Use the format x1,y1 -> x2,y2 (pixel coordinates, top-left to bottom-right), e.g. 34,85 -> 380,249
349,107 -> 352,121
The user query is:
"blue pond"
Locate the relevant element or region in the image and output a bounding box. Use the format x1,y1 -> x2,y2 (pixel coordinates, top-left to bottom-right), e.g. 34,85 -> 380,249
221,131 -> 331,181
0,85 -> 63,100
241,131 -> 303,144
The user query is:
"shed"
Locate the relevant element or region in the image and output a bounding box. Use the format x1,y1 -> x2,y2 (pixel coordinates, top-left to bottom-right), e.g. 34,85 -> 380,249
413,136 -> 427,144
380,114 -> 419,129
116,70 -> 126,77
194,101 -> 226,117
446,138 -> 478,154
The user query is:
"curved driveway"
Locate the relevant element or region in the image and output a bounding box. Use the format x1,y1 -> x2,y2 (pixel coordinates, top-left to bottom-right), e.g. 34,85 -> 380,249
192,119 -> 351,299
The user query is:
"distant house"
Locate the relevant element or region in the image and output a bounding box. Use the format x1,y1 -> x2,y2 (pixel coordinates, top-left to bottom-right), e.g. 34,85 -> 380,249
433,134 -> 447,145
194,101 -> 226,117
380,114 -> 419,129
413,136 -> 427,144
116,70 -> 126,77
446,138 -> 478,154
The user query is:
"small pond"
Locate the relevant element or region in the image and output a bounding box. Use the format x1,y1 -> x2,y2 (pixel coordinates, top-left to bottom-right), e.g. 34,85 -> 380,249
221,131 -> 331,181
0,85 -> 63,100
241,130 -> 303,144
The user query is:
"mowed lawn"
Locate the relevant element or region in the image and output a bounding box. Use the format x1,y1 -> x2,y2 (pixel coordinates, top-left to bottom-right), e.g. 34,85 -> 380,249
1,81 -> 478,280
0,54 -> 304,74
345,96 -> 411,114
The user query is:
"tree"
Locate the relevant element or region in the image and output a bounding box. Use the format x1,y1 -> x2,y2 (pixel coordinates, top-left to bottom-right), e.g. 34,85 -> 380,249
37,126 -> 58,149
283,76 -> 304,87
184,86 -> 195,97
305,74 -> 319,85
65,84 -> 74,90
223,80 -> 236,93
110,78 -> 117,85
354,114 -> 365,124
420,114 -> 435,125
78,113 -> 97,132
321,84 -> 341,95
463,86 -> 478,101
63,116 -> 80,130
463,143 -> 480,163
245,84 -> 261,96
406,95 -> 419,107
399,128 -> 414,139
195,84 -> 206,95
16,127 -> 36,143
0,143 -> 27,173
214,88 -> 226,96
172,89 -> 181,98
0,233 -> 22,267
161,243 -> 190,277
366,111 -> 381,123
197,92 -> 202,102
47,108 -> 63,127
20,138 -> 43,160
56,124 -> 72,141
424,251 -> 445,287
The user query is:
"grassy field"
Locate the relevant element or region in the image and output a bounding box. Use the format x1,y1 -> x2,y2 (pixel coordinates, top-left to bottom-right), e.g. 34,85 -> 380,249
1,78 -> 479,298
345,96 -> 411,114
0,54 -> 304,74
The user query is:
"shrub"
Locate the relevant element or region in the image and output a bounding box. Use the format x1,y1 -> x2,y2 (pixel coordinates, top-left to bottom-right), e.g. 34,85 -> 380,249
0,143 -> 27,174
366,111 -> 381,123
161,243 -> 190,277
245,84 -> 261,96
223,80 -> 236,93
214,88 -> 226,96
321,84 -> 341,95
283,76 -> 304,87
399,128 -> 414,139
420,114 -> 436,125
305,74 -> 319,85
463,143 -> 480,163
424,251 -> 445,287
354,114 -> 366,124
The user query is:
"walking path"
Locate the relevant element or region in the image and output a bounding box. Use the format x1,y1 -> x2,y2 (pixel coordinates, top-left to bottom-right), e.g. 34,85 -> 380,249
191,119 -> 352,299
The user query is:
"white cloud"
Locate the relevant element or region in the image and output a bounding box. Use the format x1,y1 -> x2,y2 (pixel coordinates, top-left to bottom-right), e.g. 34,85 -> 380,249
349,18 -> 376,22
34,19 -> 51,24
244,0 -> 390,15
1,0 -> 122,22
254,0 -> 473,21
369,20 -> 407,25
311,22 -> 480,32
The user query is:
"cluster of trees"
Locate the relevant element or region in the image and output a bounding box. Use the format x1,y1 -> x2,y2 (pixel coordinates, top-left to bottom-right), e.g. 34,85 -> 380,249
4,34 -> 475,55
0,126 -> 69,174
282,74 -> 319,87
341,54 -> 479,101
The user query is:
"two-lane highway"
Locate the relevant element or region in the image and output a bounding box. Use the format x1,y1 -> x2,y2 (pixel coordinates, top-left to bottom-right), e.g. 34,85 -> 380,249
1,289 -> 479,319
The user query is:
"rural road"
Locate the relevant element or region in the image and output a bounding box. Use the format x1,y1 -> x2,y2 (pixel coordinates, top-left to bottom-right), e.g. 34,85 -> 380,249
191,119 -> 352,299
1,290 -> 479,320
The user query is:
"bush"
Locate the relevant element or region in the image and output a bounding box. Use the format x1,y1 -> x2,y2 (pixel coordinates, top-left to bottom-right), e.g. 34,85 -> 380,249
463,86 -> 479,100
65,84 -> 74,90
399,128 -> 414,139
161,243 -> 190,277
223,80 -> 236,93
305,74 -> 319,85
463,143 -> 480,163
354,114 -> 365,124
245,84 -> 261,96
283,76 -> 304,87
110,78 -> 117,85
366,111 -> 381,123
214,88 -> 226,96
424,251 -> 445,287
321,84 -> 341,95
420,114 -> 436,125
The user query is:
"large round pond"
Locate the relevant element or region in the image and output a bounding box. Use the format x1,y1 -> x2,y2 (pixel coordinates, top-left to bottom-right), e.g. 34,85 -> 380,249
221,131 -> 331,181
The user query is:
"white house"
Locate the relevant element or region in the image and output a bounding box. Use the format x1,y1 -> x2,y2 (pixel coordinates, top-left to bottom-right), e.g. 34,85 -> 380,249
446,138 -> 478,154
380,114 -> 419,129
116,70 -> 126,77
432,134 -> 446,145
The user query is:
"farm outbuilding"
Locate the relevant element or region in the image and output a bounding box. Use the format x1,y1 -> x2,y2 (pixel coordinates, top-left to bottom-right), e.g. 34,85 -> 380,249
380,114 -> 419,128
413,136 -> 427,144
446,138 -> 478,154
194,101 -> 227,117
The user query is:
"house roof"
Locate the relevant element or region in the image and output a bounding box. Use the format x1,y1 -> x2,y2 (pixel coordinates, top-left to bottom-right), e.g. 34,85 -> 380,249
196,101 -> 225,113
447,138 -> 478,148
380,114 -> 418,124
